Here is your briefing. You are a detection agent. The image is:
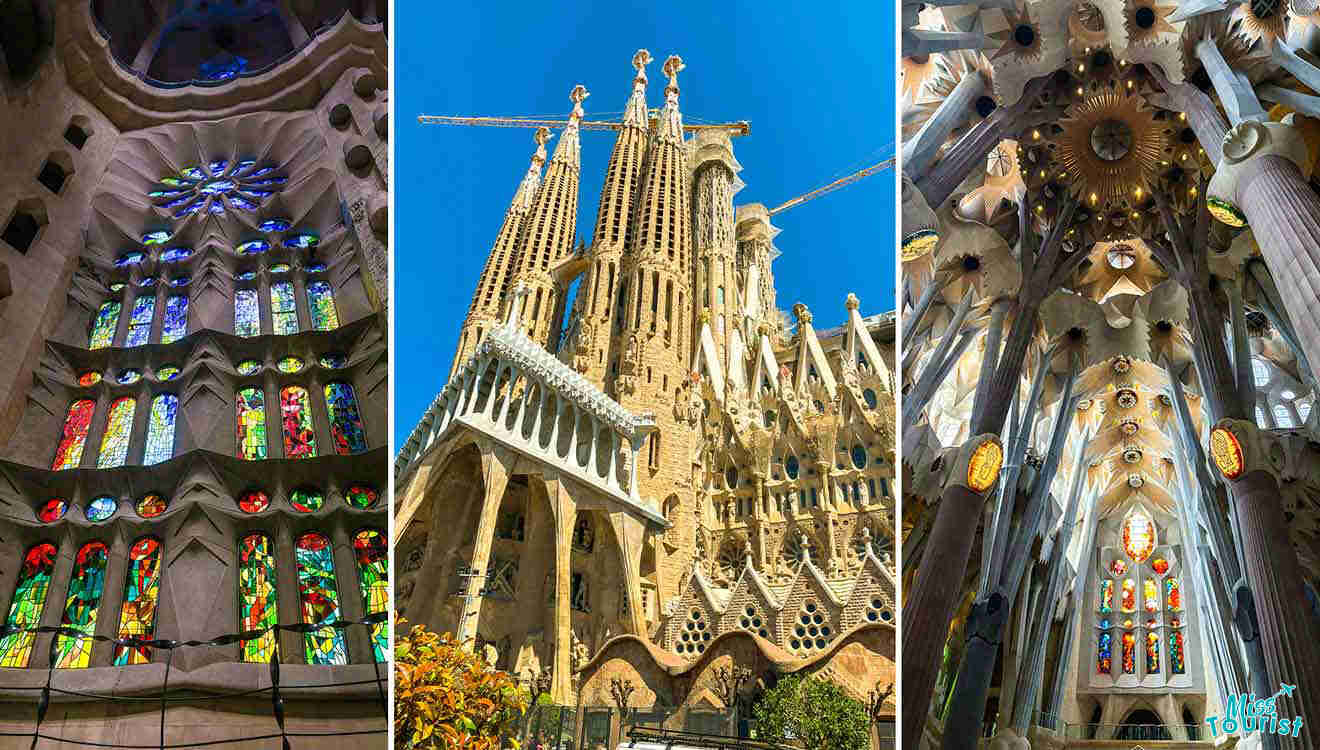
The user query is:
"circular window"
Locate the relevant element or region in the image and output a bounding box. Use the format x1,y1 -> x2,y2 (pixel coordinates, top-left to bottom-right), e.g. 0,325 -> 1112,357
86,496 -> 117,522
277,356 -> 304,373
156,365 -> 181,381
1106,244 -> 1137,270
259,218 -> 293,233
116,369 -> 142,385
38,498 -> 67,522
1090,119 -> 1133,162
160,247 -> 193,263
319,353 -> 348,369
238,490 -> 269,514
346,484 -> 378,509
290,488 -> 324,513
136,494 -> 168,518
237,239 -> 271,256
236,359 -> 262,376
269,263 -> 291,274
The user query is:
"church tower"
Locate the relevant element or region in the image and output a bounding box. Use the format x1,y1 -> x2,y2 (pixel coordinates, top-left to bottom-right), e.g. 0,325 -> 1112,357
690,129 -> 743,366
450,127 -> 550,377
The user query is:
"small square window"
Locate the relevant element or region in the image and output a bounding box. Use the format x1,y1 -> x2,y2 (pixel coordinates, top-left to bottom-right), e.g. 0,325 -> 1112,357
3,212 -> 40,253
37,160 -> 67,194
64,124 -> 89,149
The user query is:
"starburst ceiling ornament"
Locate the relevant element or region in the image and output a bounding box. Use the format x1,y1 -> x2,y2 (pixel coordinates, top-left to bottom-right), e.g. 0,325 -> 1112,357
989,3 -> 1046,62
1052,88 -> 1169,210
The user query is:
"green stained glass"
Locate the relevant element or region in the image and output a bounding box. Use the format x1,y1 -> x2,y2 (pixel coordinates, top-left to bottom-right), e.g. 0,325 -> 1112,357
277,356 -> 304,373
236,359 -> 261,376
143,393 -> 178,465
0,543 -> 56,668
271,282 -> 298,335
290,487 -> 323,513
156,365 -> 180,381
55,542 -> 109,669
281,386 -> 316,458
238,533 -> 278,663
236,387 -> 267,460
96,396 -> 136,468
354,530 -> 388,662
90,301 -> 121,349
113,537 -> 162,666
53,399 -> 95,470
324,382 -> 367,455
345,485 -> 377,509
235,289 -> 259,337
136,494 -> 167,518
294,532 -> 347,665
306,281 -> 339,330
125,295 -> 155,347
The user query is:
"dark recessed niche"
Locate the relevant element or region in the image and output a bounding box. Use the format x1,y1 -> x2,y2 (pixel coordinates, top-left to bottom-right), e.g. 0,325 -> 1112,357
1135,6 -> 1156,28
2,210 -> 40,253
64,122 -> 90,149
37,159 -> 67,194
975,96 -> 997,117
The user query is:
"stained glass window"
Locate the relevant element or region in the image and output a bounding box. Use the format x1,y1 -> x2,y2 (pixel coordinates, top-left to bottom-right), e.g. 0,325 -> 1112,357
325,382 -> 367,455
354,530 -> 388,662
1169,630 -> 1186,674
259,218 -> 291,232
117,369 -> 142,385
96,396 -> 136,468
137,494 -> 167,518
307,282 -> 339,330
1166,578 -> 1182,610
1143,578 -> 1159,614
319,353 -> 347,369
290,487 -> 323,513
113,537 -> 162,666
156,365 -> 180,381
237,239 -> 271,255
235,289 -> 260,337
1097,631 -> 1112,674
87,496 -> 117,522
1152,558 -> 1169,575
38,498 -> 67,522
238,490 -> 269,513
236,359 -> 261,375
270,263 -> 291,274
1098,579 -> 1113,612
77,371 -> 102,386
53,399 -> 96,470
125,295 -> 155,347
160,247 -> 192,263
55,542 -> 109,669
285,233 -> 319,249
1120,579 -> 1136,612
271,281 -> 298,335
0,543 -> 56,668
294,532 -> 347,665
142,393 -> 177,466
346,485 -> 377,509
238,533 -> 278,663
1146,631 -> 1160,674
277,356 -> 304,373
1122,510 -> 1156,562
236,387 -> 267,460
161,295 -> 188,343
281,386 -> 316,459
1121,631 -> 1136,674
89,301 -> 121,349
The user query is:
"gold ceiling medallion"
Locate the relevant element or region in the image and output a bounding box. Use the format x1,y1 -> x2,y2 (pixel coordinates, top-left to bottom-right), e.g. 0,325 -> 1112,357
1120,417 -> 1140,435
1125,0 -> 1178,43
1116,387 -> 1139,408
1053,88 -> 1169,213
1235,0 -> 1289,46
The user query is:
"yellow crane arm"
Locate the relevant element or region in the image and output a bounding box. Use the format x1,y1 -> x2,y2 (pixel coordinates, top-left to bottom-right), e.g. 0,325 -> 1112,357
418,114 -> 750,137
768,157 -> 895,215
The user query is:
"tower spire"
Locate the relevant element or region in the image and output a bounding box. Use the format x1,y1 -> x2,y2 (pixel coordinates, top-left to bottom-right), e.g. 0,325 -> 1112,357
658,55 -> 685,143
550,84 -> 589,166
623,49 -> 652,128
512,126 -> 552,211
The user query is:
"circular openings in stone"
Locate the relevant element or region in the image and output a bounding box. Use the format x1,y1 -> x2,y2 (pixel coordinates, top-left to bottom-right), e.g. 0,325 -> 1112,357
259,218 -> 293,233
38,498 -> 68,523
238,489 -> 269,514
1107,244 -> 1137,270
115,251 -> 145,267
739,606 -> 770,639
277,356 -> 304,373
160,247 -> 193,263
975,96 -> 997,118
86,496 -> 117,522
270,262 -> 291,274
142,231 -> 172,246
319,353 -> 348,369
785,455 -> 800,480
863,388 -> 878,409
851,444 -> 867,470
346,484 -> 378,509
345,143 -> 373,171
1013,24 -> 1035,47
137,493 -> 167,518
374,109 -> 388,139
156,365 -> 181,381
236,359 -> 262,376
329,103 -> 353,129
283,233 -> 319,250
237,239 -> 270,256
290,487 -> 324,513
77,371 -> 102,387
1134,5 -> 1157,27
116,369 -> 142,385
110,282 -> 126,293
354,72 -> 380,98
1090,119 -> 1133,162
678,609 -> 709,655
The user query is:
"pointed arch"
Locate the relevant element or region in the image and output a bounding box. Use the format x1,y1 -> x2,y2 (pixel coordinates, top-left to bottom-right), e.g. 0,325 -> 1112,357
52,399 -> 96,470
238,532 -> 278,663
113,537 -> 162,665
0,543 -> 57,667
294,532 -> 347,665
56,541 -> 110,668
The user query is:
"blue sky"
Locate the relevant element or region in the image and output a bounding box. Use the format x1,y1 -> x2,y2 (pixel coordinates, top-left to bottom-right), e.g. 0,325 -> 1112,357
394,1 -> 896,447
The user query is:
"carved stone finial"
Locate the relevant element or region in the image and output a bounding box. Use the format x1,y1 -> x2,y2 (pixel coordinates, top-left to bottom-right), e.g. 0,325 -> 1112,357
569,84 -> 589,120
633,49 -> 652,74
662,55 -> 685,89
744,541 -> 753,566
793,302 -> 813,325
845,292 -> 860,311
533,126 -> 552,147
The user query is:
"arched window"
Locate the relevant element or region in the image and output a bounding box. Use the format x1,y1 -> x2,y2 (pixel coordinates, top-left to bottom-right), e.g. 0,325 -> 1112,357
1273,403 -> 1294,428
324,382 -> 367,454
238,533 -> 278,663
53,399 -> 96,470
55,542 -> 109,669
294,532 -> 347,665
1300,400 -> 1314,423
281,385 -> 316,458
354,529 -> 388,662
113,537 -> 162,665
89,300 -> 121,349
1252,357 -> 1270,387
96,396 -> 136,468
0,543 -> 57,667
161,295 -> 187,343
143,393 -> 178,465
234,289 -> 260,337
271,281 -> 298,335
236,387 -> 267,460
307,281 -> 339,330
125,295 -> 155,347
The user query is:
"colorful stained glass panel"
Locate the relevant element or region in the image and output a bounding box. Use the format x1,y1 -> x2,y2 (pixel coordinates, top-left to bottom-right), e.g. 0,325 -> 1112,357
169,276 -> 189,287
236,359 -> 261,376
77,371 -> 102,387
354,530 -> 388,662
1146,631 -> 1160,674
53,399 -> 95,470
319,353 -> 347,369
115,251 -> 145,267
237,239 -> 270,255
277,356 -> 304,373
161,295 -> 188,343
325,382 -> 367,455
290,488 -> 323,513
1121,631 -> 1136,674
90,301 -> 121,349
239,533 -> 278,663
259,218 -> 292,233
271,282 -> 298,335
0,544 -> 56,667
1122,510 -> 1156,563
156,365 -> 180,381
142,231 -> 171,245
236,387 -> 267,460
235,289 -> 259,337
1120,578 -> 1136,612
136,494 -> 167,518
160,247 -> 192,263
1098,579 -> 1113,613
1170,630 -> 1186,674
38,498 -> 67,522
116,369 -> 142,385
281,386 -> 316,458
96,396 -> 136,468
1152,558 -> 1169,575
345,485 -> 377,510
1166,578 -> 1182,611
125,295 -> 155,347
143,393 -> 177,465
87,496 -> 116,522
1143,578 -> 1159,614
294,532 -> 347,665
238,490 -> 269,514
306,281 -> 338,330
113,537 -> 162,666
284,233 -> 319,249
56,542 -> 109,669
1097,631 -> 1112,674
269,263 -> 291,274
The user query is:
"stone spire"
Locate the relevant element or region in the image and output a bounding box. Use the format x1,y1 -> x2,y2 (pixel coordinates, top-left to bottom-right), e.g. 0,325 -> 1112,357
450,127 -> 551,378
507,85 -> 587,346
657,55 -> 686,144
622,49 -> 652,128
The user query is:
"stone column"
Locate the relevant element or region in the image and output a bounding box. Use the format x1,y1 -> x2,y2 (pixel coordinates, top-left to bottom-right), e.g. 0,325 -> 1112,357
903,72 -> 988,179
608,511 -> 648,636
545,475 -> 579,702
456,443 -> 514,643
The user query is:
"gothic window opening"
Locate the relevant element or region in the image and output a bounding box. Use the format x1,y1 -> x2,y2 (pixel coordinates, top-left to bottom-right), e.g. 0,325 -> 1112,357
113,537 -> 162,665
161,295 -> 187,343
2,207 -> 41,253
142,393 -> 178,465
38,158 -> 68,194
0,543 -> 56,667
572,517 -> 595,553
354,530 -> 389,662
238,533 -> 278,663
234,288 -> 260,337
325,382 -> 367,454
237,387 -> 267,460
570,572 -> 590,613
96,396 -> 136,468
53,399 -> 96,470
1273,403 -> 1294,428
271,281 -> 298,335
294,532 -> 347,665
281,385 -> 316,458
125,295 -> 155,347
55,542 -> 109,669
89,300 -> 121,349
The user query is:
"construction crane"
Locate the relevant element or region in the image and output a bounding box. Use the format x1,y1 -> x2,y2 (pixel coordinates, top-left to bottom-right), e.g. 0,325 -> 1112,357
419,112 -> 892,214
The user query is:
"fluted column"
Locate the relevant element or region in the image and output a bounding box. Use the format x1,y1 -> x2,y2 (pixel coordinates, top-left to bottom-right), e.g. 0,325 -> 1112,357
903,72 -> 988,178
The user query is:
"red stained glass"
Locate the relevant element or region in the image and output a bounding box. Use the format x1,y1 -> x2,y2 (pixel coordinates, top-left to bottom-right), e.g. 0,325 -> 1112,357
52,399 -> 96,470
1121,631 -> 1136,674
1152,558 -> 1169,575
1122,510 -> 1156,563
238,490 -> 269,514
38,498 -> 67,522
1121,579 -> 1136,612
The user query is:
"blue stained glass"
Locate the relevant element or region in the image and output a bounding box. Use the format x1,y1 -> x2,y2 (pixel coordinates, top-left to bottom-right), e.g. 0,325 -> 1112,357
149,189 -> 187,199
173,200 -> 204,219
125,296 -> 155,347
86,496 -> 116,522
116,369 -> 142,385
234,270 -> 256,281
232,160 -> 256,175
271,282 -> 298,335
142,231 -> 172,245
307,282 -> 339,330
259,218 -> 292,233
208,160 -> 228,175
208,201 -> 226,216
229,196 -> 259,212
325,382 -> 368,455
200,54 -> 246,81
238,190 -> 273,200
181,167 -> 206,180
169,276 -> 189,287
89,301 -> 121,349
305,262 -> 326,273
234,289 -> 260,337
249,177 -> 287,186
270,263 -> 290,274
160,247 -> 192,263
161,194 -> 193,208
237,239 -> 270,255
294,533 -> 347,665
143,394 -> 177,465
250,166 -> 275,178
115,252 -> 145,267
138,277 -> 156,287
284,234 -> 319,249
319,353 -> 347,369
161,295 -> 187,343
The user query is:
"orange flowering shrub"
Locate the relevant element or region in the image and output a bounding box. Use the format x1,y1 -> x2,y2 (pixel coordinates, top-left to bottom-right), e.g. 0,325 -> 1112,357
394,617 -> 529,749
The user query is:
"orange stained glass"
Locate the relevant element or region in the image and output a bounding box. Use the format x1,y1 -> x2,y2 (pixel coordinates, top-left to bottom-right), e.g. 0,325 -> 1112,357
1121,631 -> 1136,674
1166,578 -> 1182,611
52,400 -> 96,470
1144,578 -> 1159,613
1098,579 -> 1113,612
1122,510 -> 1156,563
1121,578 -> 1136,612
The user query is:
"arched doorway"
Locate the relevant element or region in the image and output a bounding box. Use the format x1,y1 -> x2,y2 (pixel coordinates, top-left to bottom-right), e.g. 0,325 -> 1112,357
1116,709 -> 1170,741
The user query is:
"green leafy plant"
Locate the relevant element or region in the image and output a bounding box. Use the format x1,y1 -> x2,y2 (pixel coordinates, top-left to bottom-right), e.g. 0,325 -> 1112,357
394,616 -> 529,749
752,674 -> 871,750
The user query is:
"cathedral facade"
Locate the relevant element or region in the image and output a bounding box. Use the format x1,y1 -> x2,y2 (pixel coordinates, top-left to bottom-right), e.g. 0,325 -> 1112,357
0,3 -> 388,747
393,50 -> 896,719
